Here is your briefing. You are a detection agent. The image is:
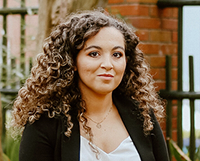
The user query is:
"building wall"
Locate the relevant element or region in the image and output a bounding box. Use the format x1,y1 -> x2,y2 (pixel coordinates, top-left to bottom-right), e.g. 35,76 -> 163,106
107,0 -> 179,142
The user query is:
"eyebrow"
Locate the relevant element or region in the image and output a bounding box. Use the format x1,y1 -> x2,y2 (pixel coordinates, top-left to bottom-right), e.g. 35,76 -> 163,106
113,46 -> 125,52
84,45 -> 125,51
84,45 -> 101,51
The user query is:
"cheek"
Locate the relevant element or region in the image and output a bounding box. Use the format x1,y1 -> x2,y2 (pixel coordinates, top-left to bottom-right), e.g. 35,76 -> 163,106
77,62 -> 94,78
116,60 -> 126,75
77,59 -> 99,73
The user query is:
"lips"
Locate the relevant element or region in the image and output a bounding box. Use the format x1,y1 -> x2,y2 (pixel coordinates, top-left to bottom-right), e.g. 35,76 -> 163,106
98,73 -> 114,77
97,73 -> 114,81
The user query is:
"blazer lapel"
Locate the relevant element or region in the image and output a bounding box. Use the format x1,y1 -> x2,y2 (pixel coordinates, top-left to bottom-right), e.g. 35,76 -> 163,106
113,93 -> 155,161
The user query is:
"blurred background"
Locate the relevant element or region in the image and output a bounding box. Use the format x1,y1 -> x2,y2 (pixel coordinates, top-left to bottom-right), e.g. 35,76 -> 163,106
0,0 -> 200,161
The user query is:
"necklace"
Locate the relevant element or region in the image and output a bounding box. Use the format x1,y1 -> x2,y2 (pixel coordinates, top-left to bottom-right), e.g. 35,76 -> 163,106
85,106 -> 113,129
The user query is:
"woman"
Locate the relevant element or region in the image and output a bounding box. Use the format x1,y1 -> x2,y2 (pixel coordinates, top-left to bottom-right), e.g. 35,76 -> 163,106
12,9 -> 169,161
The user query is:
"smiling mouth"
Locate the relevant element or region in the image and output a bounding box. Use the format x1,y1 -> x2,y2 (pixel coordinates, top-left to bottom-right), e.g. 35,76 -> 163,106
97,74 -> 114,81
98,74 -> 114,77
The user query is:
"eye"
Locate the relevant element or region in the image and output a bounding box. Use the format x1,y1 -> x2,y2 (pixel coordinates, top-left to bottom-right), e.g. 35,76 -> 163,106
88,51 -> 99,57
113,52 -> 123,58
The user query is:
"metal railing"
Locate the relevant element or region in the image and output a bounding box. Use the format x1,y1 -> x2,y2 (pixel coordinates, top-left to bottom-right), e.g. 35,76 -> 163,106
157,2 -> 200,160
160,55 -> 199,161
0,0 -> 38,140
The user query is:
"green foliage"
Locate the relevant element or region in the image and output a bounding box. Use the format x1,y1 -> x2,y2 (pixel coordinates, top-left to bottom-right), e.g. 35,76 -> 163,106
3,129 -> 21,161
3,153 -> 10,161
169,138 -> 200,161
195,146 -> 200,161
169,139 -> 191,161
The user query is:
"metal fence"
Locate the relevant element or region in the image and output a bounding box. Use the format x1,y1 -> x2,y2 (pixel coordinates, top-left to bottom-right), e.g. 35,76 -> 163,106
0,0 -> 38,140
157,2 -> 200,160
158,5 -> 200,160
160,55 -> 200,161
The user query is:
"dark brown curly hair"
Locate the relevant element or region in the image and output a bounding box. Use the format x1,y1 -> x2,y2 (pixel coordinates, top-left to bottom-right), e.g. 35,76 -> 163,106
12,9 -> 164,137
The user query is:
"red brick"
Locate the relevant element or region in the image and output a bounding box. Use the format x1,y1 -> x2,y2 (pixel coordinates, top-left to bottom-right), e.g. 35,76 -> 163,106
172,80 -> 177,90
161,19 -> 178,30
150,7 -> 178,19
172,118 -> 177,129
108,0 -> 124,4
150,68 -> 160,79
172,100 -> 177,105
160,8 -> 173,18
161,44 -> 177,55
144,55 -> 150,63
172,105 -> 177,117
8,0 -> 20,7
150,30 -> 171,42
150,5 -> 160,17
172,56 -> 177,67
150,68 -> 166,80
172,130 -> 177,142
159,69 -> 165,80
110,4 -> 149,16
26,0 -> 38,6
154,81 -> 166,91
160,121 -> 166,131
126,0 -> 157,3
138,43 -> 160,54
172,68 -> 177,80
172,31 -> 177,43
150,56 -> 166,67
129,17 -> 161,29
159,68 -> 166,80
172,8 -> 178,18
135,29 -> 149,41
7,15 -> 21,57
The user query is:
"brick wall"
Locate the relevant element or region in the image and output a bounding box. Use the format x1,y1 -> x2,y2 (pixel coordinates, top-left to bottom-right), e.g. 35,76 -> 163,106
107,0 -> 179,144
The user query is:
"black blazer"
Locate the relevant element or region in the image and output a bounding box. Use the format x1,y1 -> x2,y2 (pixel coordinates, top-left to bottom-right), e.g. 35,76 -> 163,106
19,93 -> 169,161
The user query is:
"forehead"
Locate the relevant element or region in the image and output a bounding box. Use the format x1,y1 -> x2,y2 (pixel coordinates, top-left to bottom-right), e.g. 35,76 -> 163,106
84,27 -> 125,48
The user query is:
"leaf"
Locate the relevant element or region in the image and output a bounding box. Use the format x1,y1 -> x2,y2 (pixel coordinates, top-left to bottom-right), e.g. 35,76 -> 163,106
169,138 -> 191,161
3,153 -> 10,161
195,145 -> 200,160
4,132 -> 20,161
10,140 -> 20,161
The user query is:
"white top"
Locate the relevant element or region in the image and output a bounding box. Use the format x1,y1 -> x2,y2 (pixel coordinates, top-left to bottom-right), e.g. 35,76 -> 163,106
80,136 -> 141,161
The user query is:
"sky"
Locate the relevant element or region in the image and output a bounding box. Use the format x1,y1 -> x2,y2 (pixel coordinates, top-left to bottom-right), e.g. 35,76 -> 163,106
182,6 -> 200,131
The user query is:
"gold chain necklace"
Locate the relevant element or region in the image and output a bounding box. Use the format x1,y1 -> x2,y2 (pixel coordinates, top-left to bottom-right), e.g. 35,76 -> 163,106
85,106 -> 113,129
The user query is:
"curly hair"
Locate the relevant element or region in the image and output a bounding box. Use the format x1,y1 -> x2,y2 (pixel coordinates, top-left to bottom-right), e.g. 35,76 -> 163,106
12,9 -> 164,137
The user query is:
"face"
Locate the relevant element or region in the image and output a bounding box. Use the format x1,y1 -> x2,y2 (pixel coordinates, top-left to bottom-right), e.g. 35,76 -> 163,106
76,27 -> 126,96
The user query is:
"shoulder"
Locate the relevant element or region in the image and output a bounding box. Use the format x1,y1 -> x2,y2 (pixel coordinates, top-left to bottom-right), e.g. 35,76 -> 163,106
22,114 -> 63,147
25,114 -> 61,132
20,114 -> 64,161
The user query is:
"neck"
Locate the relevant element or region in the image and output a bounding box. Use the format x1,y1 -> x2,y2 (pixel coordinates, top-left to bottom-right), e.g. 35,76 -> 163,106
81,91 -> 114,116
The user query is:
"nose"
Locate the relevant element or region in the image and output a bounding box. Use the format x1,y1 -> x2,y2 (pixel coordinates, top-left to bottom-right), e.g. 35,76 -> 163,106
100,54 -> 113,70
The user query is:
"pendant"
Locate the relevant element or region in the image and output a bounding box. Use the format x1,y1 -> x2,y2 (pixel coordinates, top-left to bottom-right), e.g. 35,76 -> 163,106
96,123 -> 101,129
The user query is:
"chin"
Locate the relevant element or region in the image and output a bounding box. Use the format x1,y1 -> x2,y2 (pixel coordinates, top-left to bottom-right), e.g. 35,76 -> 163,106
95,87 -> 117,95
94,89 -> 113,95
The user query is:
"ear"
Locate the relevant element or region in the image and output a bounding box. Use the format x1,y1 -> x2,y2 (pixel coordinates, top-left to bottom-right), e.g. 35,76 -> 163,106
74,66 -> 77,71
126,56 -> 128,63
